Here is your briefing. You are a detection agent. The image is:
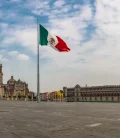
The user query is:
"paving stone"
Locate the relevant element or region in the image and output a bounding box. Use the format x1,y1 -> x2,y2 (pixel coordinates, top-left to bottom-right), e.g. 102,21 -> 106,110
0,101 -> 120,138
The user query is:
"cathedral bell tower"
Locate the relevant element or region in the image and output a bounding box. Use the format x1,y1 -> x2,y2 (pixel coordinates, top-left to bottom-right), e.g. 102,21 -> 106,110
0,64 -> 3,84
0,64 -> 3,98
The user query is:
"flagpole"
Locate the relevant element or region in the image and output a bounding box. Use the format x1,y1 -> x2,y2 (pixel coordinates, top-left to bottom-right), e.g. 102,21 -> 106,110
37,19 -> 40,103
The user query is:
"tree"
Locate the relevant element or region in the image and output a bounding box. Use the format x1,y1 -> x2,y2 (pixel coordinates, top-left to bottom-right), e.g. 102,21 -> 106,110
60,90 -> 65,98
60,90 -> 63,93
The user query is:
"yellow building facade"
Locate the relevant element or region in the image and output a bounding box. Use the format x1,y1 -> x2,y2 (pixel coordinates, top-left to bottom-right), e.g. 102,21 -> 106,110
51,91 -> 63,101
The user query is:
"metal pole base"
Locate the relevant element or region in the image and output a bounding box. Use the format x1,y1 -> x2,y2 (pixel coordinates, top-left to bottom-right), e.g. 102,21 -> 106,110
37,96 -> 40,103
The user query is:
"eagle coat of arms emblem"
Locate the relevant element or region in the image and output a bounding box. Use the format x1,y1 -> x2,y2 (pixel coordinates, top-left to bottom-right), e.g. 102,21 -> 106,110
49,37 -> 56,46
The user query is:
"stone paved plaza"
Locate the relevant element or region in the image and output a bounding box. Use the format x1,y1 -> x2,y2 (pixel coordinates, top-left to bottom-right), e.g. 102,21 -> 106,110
0,101 -> 120,138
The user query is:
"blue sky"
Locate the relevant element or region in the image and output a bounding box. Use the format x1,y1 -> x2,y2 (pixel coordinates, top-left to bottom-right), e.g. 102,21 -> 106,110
0,0 -> 120,92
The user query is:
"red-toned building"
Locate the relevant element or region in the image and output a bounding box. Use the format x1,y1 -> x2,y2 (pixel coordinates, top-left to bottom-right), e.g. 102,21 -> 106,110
41,92 -> 50,101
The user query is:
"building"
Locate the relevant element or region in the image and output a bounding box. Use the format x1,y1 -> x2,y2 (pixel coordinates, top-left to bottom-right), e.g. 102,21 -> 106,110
0,64 -> 33,100
63,84 -> 120,102
0,64 -> 4,99
41,92 -> 49,101
4,76 -> 29,98
40,91 -> 63,101
49,91 -> 63,101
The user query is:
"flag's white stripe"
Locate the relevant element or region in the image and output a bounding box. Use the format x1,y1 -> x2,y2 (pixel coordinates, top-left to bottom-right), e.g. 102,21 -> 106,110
47,33 -> 59,51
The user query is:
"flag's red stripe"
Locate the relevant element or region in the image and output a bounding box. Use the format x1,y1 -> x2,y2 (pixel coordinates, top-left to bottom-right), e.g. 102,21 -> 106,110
55,36 -> 70,52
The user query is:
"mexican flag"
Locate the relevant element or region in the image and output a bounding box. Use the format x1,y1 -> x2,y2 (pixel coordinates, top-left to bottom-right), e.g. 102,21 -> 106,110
39,24 -> 70,52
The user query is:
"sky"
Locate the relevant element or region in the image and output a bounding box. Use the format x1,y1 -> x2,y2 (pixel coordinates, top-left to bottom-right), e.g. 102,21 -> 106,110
0,0 -> 120,93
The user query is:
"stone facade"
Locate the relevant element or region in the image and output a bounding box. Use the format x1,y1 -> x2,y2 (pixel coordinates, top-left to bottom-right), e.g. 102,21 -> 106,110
0,64 -> 33,100
4,76 -> 29,99
0,64 -> 4,98
63,84 -> 120,102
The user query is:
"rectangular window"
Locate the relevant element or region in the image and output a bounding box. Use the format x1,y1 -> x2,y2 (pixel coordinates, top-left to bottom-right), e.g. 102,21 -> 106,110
112,97 -> 113,101
90,97 -> 91,100
118,97 -> 119,101
106,97 -> 108,101
95,96 -> 97,100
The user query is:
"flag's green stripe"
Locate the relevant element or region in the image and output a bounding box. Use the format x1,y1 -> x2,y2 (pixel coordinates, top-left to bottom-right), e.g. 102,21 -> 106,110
42,29 -> 48,45
41,27 -> 47,45
39,24 -> 48,46
40,24 -> 45,45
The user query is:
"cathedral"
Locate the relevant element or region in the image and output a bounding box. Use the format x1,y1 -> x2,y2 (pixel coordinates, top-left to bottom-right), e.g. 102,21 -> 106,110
0,64 -> 31,100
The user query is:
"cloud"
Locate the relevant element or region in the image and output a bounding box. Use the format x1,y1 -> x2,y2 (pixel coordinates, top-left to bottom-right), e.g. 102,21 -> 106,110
17,54 -> 29,61
0,55 -> 8,61
53,0 -> 65,7
1,0 -> 120,92
39,0 -> 120,91
1,24 -> 37,53
1,37 -> 16,45
73,4 -> 81,9
8,51 -> 29,61
10,0 -> 21,2
1,2 -> 93,62
8,51 -> 19,56
25,0 -> 50,16
91,0 -> 120,60
0,23 -> 8,29
0,0 -> 94,92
